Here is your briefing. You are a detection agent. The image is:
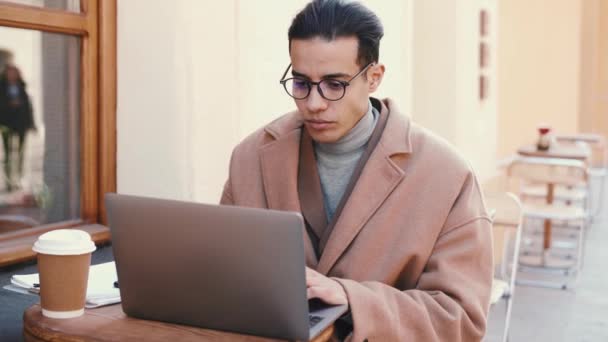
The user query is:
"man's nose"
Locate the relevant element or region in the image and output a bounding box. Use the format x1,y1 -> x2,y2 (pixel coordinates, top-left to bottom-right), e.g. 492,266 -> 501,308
305,85 -> 328,113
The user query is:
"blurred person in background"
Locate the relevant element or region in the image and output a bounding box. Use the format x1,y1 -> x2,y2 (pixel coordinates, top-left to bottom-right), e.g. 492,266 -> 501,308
0,64 -> 36,191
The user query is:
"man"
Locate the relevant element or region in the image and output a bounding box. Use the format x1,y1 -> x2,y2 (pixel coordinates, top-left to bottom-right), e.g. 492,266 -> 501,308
221,0 -> 493,340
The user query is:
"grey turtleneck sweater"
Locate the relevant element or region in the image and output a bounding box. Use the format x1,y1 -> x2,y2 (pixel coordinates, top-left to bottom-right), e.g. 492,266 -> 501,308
314,101 -> 379,222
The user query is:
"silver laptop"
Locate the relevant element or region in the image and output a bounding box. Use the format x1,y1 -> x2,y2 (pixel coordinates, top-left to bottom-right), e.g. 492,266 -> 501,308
105,193 -> 348,341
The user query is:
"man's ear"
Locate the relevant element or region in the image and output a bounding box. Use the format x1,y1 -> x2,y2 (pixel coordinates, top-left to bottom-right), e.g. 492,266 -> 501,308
368,63 -> 385,93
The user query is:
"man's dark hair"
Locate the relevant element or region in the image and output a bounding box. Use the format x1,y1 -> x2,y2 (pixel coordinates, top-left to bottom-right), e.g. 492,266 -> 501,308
288,0 -> 384,68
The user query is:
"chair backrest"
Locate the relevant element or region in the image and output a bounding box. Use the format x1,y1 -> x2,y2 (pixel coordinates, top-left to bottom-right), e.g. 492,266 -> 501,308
482,191 -> 523,284
483,170 -> 516,194
556,133 -> 607,169
507,156 -> 588,187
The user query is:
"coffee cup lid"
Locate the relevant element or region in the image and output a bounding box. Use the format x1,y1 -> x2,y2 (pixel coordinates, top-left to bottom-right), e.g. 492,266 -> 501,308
32,229 -> 96,255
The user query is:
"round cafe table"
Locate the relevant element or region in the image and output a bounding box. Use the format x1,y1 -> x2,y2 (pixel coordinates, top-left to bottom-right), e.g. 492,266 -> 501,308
517,144 -> 590,161
23,304 -> 334,342
517,143 -> 589,270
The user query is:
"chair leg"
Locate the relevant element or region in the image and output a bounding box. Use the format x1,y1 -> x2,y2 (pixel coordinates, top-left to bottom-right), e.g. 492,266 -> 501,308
515,278 -> 569,290
575,220 -> 586,273
589,172 -> 606,221
517,220 -> 585,290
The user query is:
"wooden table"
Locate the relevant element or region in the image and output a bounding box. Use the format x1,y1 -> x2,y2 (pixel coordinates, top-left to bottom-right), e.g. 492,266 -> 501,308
23,304 -> 334,342
517,143 -> 588,268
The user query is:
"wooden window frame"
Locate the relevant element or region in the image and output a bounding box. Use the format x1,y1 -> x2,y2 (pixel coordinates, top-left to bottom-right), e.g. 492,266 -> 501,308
0,0 -> 116,264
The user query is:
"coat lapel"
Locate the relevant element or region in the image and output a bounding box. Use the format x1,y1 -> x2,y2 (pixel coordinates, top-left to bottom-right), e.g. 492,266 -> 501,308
259,130 -> 301,212
298,130 -> 328,240
317,99 -> 412,274
259,115 -> 320,267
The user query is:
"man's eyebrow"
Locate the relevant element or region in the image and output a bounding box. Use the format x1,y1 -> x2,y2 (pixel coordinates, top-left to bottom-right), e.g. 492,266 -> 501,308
291,70 -> 351,79
322,72 -> 351,79
291,70 -> 310,79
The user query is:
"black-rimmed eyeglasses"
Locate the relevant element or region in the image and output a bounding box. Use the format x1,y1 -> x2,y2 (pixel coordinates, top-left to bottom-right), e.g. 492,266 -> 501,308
279,63 -> 374,101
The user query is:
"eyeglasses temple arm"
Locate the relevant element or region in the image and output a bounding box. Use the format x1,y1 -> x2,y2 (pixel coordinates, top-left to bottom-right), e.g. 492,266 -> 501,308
279,63 -> 292,83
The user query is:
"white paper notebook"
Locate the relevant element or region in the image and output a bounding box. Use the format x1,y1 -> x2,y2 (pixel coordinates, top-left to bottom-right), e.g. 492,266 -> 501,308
7,261 -> 121,308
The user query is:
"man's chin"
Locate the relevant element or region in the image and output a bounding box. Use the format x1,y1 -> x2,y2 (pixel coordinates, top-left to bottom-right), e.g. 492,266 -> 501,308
306,129 -> 341,144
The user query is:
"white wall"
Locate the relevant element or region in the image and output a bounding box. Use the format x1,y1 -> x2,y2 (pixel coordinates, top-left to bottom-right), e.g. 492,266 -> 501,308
173,1 -> 240,202
117,2 -> 189,200
117,0 -> 413,203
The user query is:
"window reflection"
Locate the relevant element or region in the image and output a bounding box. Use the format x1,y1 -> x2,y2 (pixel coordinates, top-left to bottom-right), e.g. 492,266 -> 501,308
1,64 -> 36,192
0,26 -> 80,233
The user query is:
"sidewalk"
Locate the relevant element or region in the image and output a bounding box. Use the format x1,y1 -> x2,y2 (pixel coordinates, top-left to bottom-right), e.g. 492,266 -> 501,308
509,179 -> 608,341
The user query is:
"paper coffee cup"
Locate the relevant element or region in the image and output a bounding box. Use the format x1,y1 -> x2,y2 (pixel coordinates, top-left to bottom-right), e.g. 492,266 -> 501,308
33,229 -> 96,319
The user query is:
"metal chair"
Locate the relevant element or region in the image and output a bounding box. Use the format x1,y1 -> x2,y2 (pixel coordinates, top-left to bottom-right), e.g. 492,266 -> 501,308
555,134 -> 607,221
507,156 -> 589,290
483,190 -> 522,342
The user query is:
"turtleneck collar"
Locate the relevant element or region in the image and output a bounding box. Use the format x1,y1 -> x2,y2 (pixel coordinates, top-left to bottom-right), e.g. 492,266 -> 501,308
315,100 -> 378,155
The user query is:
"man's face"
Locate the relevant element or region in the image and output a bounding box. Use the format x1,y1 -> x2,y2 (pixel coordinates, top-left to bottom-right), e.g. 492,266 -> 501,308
289,36 -> 378,143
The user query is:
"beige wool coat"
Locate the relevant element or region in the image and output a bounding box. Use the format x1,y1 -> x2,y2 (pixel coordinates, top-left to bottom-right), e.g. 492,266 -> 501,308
220,98 -> 493,341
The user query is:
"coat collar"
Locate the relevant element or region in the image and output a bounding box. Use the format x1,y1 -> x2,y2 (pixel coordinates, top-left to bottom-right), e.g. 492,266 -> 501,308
259,98 -> 413,273
263,98 -> 413,156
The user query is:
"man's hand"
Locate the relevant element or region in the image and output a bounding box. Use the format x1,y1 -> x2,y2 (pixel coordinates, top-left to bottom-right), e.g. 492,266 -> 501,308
306,267 -> 349,306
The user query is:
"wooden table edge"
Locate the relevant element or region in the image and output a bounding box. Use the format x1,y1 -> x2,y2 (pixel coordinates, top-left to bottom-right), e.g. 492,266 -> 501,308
23,304 -> 335,342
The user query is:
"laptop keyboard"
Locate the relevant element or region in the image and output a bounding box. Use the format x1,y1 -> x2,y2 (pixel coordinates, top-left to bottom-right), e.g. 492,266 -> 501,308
309,315 -> 323,328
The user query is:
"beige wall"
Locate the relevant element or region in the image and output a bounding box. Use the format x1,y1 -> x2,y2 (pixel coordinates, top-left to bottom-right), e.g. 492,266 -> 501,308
497,0 -> 582,158
598,1 -> 608,139
412,0 -> 497,180
118,0 -> 413,203
579,0 -> 608,139
578,0 -> 600,135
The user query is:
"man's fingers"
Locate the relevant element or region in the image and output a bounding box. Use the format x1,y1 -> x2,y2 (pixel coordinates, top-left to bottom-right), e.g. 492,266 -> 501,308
306,285 -> 327,300
307,285 -> 346,305
305,267 -> 319,278
306,286 -> 317,300
305,267 -> 348,305
305,267 -> 320,287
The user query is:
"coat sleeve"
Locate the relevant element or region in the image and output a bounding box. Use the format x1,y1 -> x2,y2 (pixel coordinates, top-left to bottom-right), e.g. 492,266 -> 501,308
334,171 -> 493,341
219,156 -> 235,205
219,179 -> 234,205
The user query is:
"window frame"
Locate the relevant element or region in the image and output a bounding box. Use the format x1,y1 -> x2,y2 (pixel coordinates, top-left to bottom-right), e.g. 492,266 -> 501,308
0,0 -> 116,229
